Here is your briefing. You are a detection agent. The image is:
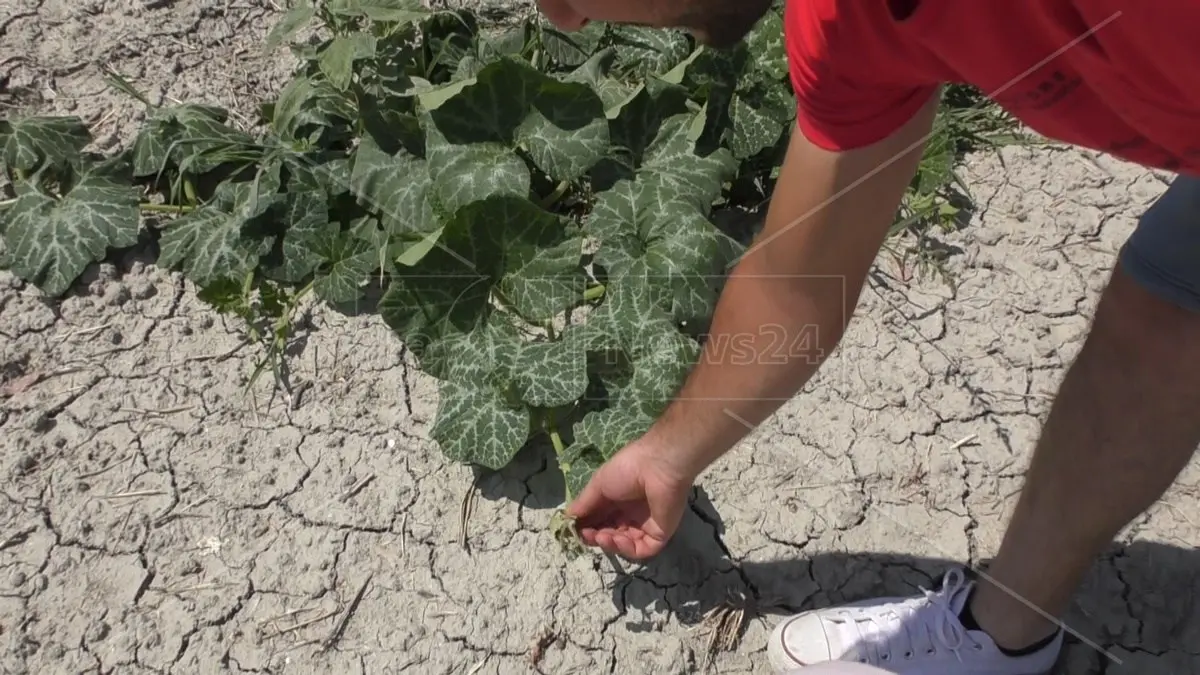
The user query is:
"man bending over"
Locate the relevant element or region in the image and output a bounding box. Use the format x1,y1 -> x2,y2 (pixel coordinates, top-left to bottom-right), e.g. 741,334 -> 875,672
536,0 -> 1200,672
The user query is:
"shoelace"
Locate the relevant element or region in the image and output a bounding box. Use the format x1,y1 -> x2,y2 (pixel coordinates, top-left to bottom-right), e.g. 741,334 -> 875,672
832,568 -> 982,666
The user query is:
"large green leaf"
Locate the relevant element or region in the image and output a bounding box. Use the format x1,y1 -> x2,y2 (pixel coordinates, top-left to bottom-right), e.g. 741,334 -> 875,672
424,57 -> 609,191
583,262 -> 671,342
379,195 -> 583,378
570,322 -> 697,458
328,0 -> 428,23
572,404 -> 654,460
131,104 -> 251,177
539,21 -> 604,68
350,135 -> 439,244
610,26 -> 692,76
462,196 -> 585,322
590,176 -> 725,318
512,338 -> 588,408
2,163 -> 140,296
270,75 -> 358,145
563,48 -> 638,113
267,189 -> 334,283
319,33 -> 378,90
424,119 -> 531,214
640,112 -> 738,209
158,180 -> 281,287
309,230 -> 377,303
604,78 -> 691,169
745,9 -> 788,82
727,88 -> 790,161
0,116 -> 91,176
431,379 -> 530,470
378,237 -> 492,376
265,1 -> 315,51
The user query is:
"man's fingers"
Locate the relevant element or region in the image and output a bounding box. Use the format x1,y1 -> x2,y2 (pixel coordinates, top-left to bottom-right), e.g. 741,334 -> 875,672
610,532 -> 640,559
565,475 -> 606,520
578,527 -> 600,546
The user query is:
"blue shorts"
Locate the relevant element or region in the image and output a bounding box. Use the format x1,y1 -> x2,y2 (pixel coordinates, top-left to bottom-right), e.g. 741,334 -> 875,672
1121,173 -> 1200,312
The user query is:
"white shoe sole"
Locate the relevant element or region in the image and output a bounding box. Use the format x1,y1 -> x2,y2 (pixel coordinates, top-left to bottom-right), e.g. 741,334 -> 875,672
766,611 -> 1060,675
767,613 -> 814,673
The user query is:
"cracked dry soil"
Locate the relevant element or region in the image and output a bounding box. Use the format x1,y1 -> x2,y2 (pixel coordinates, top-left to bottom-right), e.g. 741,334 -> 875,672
2,1 -> 1199,674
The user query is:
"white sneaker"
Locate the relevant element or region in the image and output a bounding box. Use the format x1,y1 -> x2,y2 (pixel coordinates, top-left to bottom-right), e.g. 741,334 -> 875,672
767,568 -> 1063,674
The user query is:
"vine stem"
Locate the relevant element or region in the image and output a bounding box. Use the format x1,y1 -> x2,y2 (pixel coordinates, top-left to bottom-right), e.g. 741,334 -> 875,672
543,410 -> 571,502
0,198 -> 15,208
140,203 -> 197,214
538,180 -> 571,210
583,284 -> 606,302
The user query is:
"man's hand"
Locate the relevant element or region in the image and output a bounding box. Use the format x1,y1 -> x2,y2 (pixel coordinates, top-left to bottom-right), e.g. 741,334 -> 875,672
566,94 -> 942,559
566,434 -> 693,560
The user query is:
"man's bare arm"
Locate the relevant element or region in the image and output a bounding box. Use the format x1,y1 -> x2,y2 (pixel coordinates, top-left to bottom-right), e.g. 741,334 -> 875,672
649,93 -> 941,480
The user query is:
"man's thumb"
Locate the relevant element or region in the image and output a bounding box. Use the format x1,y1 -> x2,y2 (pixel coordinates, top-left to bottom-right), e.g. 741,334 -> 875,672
565,474 -> 605,520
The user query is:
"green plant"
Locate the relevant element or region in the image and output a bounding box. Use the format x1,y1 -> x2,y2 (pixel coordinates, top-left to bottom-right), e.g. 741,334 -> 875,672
0,0 -> 1019,546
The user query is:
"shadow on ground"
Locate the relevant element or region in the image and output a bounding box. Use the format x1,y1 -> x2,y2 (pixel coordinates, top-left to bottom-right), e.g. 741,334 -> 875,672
480,454 -> 1196,673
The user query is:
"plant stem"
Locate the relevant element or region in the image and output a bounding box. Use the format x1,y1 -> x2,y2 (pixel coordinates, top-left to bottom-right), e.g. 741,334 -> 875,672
538,180 -> 571,210
140,203 -> 197,214
0,198 -> 16,209
544,411 -> 570,501
183,178 -> 197,205
583,284 -> 606,302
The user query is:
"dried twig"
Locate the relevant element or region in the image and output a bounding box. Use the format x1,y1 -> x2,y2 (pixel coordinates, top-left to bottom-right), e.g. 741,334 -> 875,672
74,458 -> 127,481
0,526 -> 37,551
54,324 -> 111,343
153,582 -> 237,594
154,495 -> 211,526
339,474 -> 375,502
949,433 -> 978,450
257,605 -> 319,626
95,489 -> 168,500
529,625 -> 557,666
459,480 -> 477,551
320,573 -> 373,653
694,590 -> 753,671
266,609 -> 339,638
119,405 -> 195,417
400,511 -> 408,557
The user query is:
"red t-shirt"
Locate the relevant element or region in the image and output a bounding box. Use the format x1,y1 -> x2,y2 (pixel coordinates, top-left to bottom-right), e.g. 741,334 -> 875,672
785,0 -> 1200,175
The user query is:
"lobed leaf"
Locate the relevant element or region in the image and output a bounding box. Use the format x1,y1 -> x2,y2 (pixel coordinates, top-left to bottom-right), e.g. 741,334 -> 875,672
539,21 -> 604,68
270,75 -> 358,145
319,33 -> 379,91
328,0 -> 428,23
562,48 -> 637,113
350,135 -> 439,241
425,58 -> 609,187
265,1 -> 315,51
267,189 -> 334,283
0,116 -> 91,177
727,89 -> 789,161
745,9 -> 788,82
2,163 -> 140,296
309,230 -> 377,303
610,25 -> 692,77
131,104 -> 249,178
640,113 -> 738,208
158,180 -> 281,288
512,338 -> 588,408
431,380 -> 530,470
590,178 -> 723,319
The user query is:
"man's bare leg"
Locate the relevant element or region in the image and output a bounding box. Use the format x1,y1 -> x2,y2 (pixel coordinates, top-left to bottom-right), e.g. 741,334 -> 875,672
969,258 -> 1200,649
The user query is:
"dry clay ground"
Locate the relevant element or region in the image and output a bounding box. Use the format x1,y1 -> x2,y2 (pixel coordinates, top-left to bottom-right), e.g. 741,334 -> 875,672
2,1 -> 1200,674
